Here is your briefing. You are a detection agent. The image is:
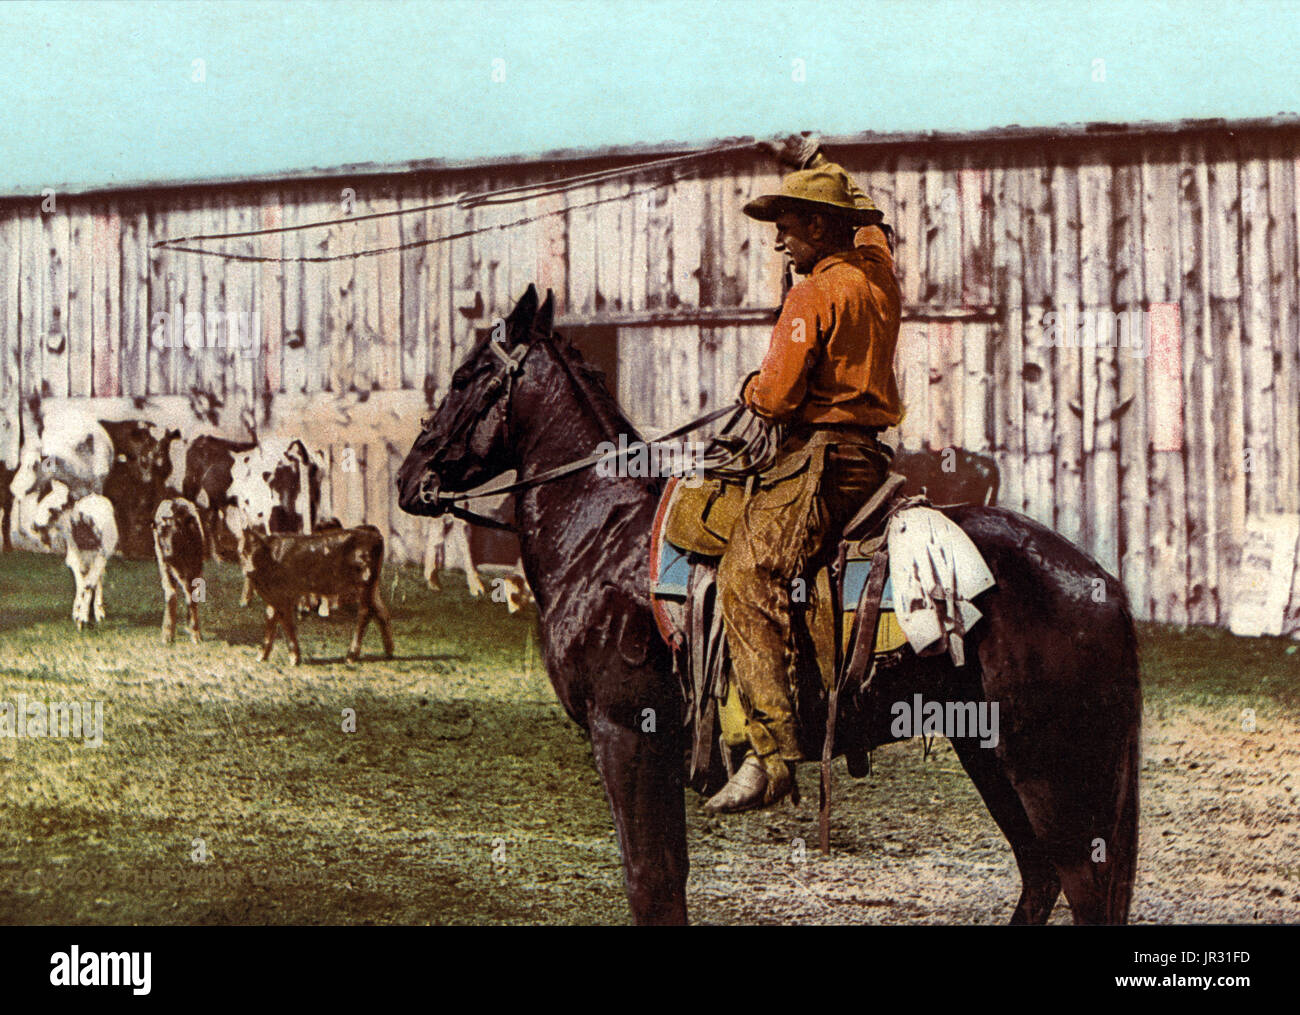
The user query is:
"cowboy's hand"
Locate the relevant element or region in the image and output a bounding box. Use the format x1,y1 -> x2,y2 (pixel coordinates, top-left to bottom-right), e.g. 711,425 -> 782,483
738,370 -> 761,407
758,133 -> 821,170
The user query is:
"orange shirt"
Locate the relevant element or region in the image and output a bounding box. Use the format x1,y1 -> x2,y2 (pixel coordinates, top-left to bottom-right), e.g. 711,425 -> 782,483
745,231 -> 902,428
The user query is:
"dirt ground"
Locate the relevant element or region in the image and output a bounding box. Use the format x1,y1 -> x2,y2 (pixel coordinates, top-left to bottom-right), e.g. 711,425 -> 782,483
0,551 -> 1296,925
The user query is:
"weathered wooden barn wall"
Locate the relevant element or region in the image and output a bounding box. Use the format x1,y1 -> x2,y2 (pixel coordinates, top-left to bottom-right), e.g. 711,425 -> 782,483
1,120 -> 1299,629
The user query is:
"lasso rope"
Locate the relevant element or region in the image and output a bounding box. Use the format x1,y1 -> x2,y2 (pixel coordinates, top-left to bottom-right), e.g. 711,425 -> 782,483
151,139 -> 759,263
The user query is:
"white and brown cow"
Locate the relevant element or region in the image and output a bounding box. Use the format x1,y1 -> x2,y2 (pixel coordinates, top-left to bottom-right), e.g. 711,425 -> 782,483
29,481 -> 119,630
152,497 -> 206,644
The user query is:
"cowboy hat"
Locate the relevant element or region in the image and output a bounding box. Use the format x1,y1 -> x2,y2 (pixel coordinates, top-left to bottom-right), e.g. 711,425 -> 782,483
743,163 -> 884,227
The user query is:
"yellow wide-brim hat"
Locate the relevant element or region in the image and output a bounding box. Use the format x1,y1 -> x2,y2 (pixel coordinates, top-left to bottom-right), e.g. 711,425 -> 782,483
743,164 -> 884,227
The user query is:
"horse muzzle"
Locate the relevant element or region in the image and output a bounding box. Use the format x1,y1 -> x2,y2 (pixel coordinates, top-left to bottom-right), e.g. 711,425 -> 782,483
396,467 -> 447,517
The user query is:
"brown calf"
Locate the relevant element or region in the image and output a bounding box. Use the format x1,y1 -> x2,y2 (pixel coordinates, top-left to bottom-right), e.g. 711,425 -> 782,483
152,498 -> 206,644
238,524 -> 394,665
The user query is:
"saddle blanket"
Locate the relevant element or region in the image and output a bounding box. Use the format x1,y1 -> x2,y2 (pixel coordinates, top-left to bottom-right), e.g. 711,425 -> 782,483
886,506 -> 996,666
650,501 -> 995,666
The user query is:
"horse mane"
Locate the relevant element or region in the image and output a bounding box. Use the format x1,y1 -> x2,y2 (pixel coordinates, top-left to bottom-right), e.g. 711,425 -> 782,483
549,334 -> 644,442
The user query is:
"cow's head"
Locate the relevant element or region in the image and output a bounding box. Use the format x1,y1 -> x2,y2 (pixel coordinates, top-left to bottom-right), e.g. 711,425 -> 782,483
101,420 -> 181,488
236,525 -> 269,576
152,499 -> 202,558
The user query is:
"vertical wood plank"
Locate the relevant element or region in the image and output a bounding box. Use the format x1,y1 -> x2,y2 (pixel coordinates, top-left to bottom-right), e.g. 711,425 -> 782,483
991,160 -> 1025,512
0,214 -> 20,463
536,190 -> 569,315
1081,159 -> 1119,573
895,320 -> 930,451
228,197 -> 258,420
196,197 -> 224,400
328,204 -> 358,393
399,183 -> 429,392
568,181 -> 598,316
68,207 -> 94,398
355,190 -> 382,392
1207,150 -> 1246,615
19,211 -> 43,419
259,193 -> 284,396
377,189 -> 404,390
177,198 -> 204,399
1178,145 -> 1220,624
927,320 -> 962,450
1115,157 -> 1152,618
121,207 -> 151,399
430,184 -> 454,393
1021,165 -> 1054,527
671,176 -> 703,309
960,164 -> 992,308
365,439 -> 388,533
961,321 -> 990,451
894,153 -> 924,308
91,206 -> 121,398
595,178 -> 623,312
43,206 -> 70,399
280,192 -> 307,395
1239,150 -> 1273,516
1270,153 -> 1299,514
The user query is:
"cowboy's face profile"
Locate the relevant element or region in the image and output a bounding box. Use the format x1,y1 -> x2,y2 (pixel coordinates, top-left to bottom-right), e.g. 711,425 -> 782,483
773,211 -> 822,274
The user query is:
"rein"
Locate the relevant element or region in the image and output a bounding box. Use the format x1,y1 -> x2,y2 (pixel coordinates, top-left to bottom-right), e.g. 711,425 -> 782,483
416,333 -> 742,531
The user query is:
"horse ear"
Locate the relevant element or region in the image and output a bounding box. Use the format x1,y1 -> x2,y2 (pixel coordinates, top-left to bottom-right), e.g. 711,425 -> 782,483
505,284 -> 539,334
534,289 -> 555,337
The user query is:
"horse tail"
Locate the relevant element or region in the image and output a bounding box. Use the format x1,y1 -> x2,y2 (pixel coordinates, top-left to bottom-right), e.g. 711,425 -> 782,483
1106,598 -> 1142,924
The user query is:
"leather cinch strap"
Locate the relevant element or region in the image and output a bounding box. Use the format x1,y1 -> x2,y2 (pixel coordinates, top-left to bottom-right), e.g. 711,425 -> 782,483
820,543 -> 890,854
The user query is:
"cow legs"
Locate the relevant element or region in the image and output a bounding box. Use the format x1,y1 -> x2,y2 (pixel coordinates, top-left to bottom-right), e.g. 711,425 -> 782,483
67,550 -> 88,630
83,555 -> 108,623
186,593 -> 202,643
259,605 -> 279,660
280,610 -> 302,666
240,574 -> 253,607
347,601 -> 372,662
587,711 -> 689,925
162,589 -> 179,644
423,522 -> 444,592
371,584 -> 395,657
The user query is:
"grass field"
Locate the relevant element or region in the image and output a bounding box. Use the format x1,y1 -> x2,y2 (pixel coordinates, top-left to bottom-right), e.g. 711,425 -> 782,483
1,548 -> 1297,925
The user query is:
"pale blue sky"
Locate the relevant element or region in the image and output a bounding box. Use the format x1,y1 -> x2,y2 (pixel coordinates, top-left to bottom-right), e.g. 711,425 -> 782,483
2,0 -> 1299,193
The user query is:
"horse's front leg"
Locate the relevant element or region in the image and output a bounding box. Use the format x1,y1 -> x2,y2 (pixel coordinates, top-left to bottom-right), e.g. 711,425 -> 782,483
588,711 -> 689,925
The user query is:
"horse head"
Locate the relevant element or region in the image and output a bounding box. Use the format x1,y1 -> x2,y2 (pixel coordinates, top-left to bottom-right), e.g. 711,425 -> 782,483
397,284 -> 554,516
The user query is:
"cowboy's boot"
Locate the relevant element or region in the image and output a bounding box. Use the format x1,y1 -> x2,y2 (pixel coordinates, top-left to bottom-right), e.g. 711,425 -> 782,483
704,751 -> 794,814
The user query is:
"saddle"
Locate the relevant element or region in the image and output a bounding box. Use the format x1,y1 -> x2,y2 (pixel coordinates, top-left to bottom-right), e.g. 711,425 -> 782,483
651,468 -> 903,830
652,463 -> 996,850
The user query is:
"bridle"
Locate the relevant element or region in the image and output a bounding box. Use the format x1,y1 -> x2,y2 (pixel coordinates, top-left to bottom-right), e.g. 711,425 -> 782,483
413,332 -> 536,531
412,330 -> 772,532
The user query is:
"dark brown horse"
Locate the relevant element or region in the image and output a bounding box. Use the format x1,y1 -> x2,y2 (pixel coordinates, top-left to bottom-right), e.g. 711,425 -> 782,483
396,285 -> 1142,926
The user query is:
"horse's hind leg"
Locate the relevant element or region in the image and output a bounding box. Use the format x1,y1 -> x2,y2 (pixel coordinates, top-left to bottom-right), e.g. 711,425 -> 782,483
949,738 -> 1060,924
